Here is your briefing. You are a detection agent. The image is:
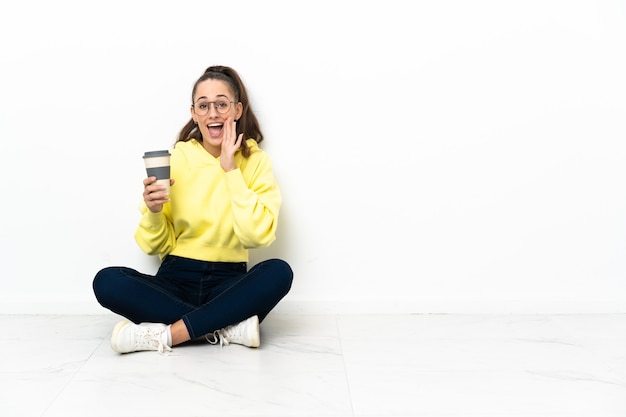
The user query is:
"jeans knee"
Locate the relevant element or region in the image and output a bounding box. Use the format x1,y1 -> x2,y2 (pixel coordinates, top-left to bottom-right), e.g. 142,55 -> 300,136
92,267 -> 119,306
270,258 -> 293,294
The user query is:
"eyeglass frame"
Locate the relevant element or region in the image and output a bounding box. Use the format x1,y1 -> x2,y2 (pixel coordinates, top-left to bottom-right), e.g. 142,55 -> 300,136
191,97 -> 237,116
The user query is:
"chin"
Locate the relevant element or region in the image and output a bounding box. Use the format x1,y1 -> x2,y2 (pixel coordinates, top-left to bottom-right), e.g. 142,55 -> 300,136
204,137 -> 223,145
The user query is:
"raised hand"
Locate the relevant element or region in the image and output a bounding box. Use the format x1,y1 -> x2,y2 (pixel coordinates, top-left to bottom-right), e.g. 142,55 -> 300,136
220,117 -> 243,172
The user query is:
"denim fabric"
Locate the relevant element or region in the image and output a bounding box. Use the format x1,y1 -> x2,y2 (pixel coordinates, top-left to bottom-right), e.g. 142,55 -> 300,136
93,255 -> 293,339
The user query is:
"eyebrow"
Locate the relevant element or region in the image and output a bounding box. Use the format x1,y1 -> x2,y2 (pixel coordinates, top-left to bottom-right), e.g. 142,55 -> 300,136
194,94 -> 230,103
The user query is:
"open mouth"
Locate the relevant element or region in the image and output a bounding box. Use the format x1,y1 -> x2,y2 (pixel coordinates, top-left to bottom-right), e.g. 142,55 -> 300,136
208,123 -> 223,138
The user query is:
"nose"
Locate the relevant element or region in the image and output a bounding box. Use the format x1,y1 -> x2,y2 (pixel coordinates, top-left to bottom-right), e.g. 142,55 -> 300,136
207,103 -> 220,117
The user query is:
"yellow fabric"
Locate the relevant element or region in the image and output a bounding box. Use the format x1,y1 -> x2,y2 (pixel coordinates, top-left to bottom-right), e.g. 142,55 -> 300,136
134,139 -> 281,262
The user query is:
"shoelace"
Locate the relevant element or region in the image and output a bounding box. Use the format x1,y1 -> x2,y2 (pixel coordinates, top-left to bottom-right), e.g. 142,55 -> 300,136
205,329 -> 230,348
135,326 -> 173,354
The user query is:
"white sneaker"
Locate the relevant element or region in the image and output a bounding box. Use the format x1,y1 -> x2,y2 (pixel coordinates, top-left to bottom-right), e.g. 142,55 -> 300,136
206,316 -> 260,348
110,321 -> 172,354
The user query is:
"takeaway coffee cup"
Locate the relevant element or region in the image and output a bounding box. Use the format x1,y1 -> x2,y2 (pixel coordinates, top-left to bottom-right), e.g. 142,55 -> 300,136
143,150 -> 171,195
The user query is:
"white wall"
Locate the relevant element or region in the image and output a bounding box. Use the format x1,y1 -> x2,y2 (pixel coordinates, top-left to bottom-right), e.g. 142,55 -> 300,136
1,0 -> 625,314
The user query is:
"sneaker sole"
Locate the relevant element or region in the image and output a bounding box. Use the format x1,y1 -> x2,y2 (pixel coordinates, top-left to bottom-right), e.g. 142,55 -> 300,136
111,320 -> 130,353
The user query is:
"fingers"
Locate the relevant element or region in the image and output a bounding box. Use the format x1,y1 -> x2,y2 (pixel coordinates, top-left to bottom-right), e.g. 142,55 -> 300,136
223,117 -> 236,144
143,176 -> 170,212
222,118 -> 241,150
143,176 -> 156,187
219,118 -> 240,172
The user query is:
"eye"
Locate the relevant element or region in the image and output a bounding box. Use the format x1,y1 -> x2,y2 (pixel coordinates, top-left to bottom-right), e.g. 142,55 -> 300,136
198,102 -> 209,110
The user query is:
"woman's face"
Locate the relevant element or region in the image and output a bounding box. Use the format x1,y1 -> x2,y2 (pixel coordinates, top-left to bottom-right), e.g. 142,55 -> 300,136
190,79 -> 243,155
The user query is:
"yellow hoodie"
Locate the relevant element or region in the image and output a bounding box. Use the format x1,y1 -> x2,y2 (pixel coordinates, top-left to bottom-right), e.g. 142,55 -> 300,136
135,138 -> 281,262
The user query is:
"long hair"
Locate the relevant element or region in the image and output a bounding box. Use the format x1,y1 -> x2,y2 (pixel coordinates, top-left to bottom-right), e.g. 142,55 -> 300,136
176,65 -> 263,158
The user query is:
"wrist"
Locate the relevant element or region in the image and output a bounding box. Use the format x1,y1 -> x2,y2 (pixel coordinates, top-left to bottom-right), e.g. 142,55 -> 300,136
221,161 -> 236,172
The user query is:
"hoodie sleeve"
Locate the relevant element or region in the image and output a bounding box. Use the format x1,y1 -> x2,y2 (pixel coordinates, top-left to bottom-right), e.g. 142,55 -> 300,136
134,204 -> 177,259
225,150 -> 281,249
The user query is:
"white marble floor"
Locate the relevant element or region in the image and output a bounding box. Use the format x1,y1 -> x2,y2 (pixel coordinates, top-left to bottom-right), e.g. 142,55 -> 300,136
1,313 -> 625,417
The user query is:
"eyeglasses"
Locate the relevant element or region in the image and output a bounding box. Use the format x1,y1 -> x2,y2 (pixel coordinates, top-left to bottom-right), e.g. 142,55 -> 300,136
192,99 -> 235,116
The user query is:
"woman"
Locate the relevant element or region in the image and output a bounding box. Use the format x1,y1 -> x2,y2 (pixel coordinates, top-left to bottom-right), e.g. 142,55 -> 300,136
93,65 -> 293,354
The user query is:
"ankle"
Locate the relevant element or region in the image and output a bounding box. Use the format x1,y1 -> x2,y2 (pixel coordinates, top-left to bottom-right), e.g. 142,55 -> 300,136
170,320 -> 191,346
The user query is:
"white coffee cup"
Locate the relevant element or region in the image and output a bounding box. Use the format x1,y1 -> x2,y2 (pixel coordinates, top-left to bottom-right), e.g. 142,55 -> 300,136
143,150 -> 171,195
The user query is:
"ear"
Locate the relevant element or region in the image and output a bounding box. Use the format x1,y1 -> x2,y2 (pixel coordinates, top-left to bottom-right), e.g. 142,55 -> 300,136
235,102 -> 243,121
190,105 -> 196,123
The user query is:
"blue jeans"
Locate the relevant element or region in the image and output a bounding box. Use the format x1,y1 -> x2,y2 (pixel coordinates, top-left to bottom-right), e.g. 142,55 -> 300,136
93,256 -> 293,339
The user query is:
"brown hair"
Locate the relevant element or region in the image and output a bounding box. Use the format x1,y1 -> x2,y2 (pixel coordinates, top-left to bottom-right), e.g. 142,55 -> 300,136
175,65 -> 263,158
